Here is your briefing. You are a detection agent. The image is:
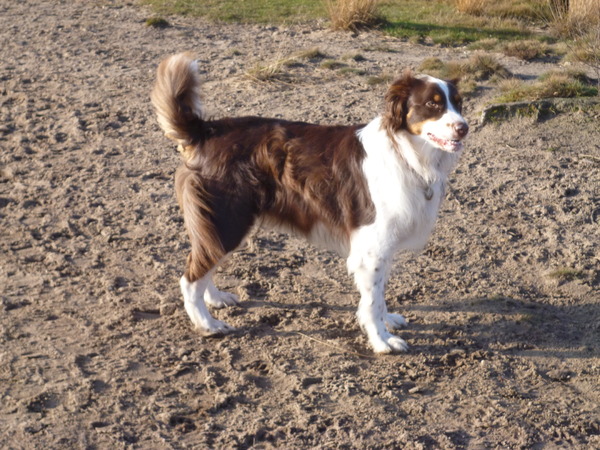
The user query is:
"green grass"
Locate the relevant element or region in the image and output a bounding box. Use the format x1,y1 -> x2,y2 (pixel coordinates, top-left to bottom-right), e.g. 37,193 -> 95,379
140,0 -> 325,23
141,0 -> 544,45
378,1 -> 535,45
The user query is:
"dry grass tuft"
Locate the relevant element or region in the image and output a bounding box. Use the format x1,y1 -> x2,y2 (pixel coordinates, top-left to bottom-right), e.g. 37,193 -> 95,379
466,54 -> 512,80
245,56 -> 293,83
294,48 -> 327,60
327,0 -> 381,31
548,267 -> 587,281
547,0 -> 600,37
418,54 -> 511,96
454,0 -> 485,15
244,48 -> 328,83
496,69 -> 597,102
546,0 -> 600,93
145,17 -> 169,28
502,39 -> 551,61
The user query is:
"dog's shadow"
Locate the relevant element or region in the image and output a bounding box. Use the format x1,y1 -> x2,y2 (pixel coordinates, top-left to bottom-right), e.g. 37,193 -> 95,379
228,294 -> 599,360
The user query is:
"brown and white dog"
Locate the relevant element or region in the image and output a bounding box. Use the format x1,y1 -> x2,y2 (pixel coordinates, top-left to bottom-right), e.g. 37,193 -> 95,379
151,53 -> 468,353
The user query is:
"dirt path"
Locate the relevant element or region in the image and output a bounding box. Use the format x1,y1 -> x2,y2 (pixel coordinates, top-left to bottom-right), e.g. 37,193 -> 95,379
1,0 -> 599,448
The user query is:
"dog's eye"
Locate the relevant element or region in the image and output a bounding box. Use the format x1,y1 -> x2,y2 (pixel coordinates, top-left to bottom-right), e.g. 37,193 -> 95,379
426,101 -> 440,109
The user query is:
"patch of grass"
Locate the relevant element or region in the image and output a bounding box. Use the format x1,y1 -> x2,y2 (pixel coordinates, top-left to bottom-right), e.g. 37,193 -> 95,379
343,53 -> 367,62
468,38 -> 500,51
547,0 -> 600,37
338,67 -> 367,76
245,56 -> 292,83
145,17 -> 170,28
366,74 -> 393,85
379,0 -> 535,45
481,0 -> 547,21
140,0 -> 325,23
548,267 -> 586,282
362,45 -> 398,53
142,1 -> 542,45
502,39 -> 552,61
244,48 -> 332,82
294,47 -> 327,60
326,0 -> 381,31
418,54 -> 511,96
467,54 -> 512,80
320,59 -> 347,70
496,69 -> 598,102
454,0 -> 485,15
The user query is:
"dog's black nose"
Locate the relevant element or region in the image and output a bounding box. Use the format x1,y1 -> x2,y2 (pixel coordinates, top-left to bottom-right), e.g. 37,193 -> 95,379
454,122 -> 469,138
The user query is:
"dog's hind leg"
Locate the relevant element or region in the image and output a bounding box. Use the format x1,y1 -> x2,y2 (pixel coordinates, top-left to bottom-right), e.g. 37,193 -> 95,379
177,169 -> 240,335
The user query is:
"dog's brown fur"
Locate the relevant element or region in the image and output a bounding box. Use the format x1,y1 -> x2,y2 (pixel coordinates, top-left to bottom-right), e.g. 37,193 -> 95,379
152,55 -> 375,282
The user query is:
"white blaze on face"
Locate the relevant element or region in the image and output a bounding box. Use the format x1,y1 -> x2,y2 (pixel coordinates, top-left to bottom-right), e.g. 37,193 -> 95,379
421,78 -> 468,153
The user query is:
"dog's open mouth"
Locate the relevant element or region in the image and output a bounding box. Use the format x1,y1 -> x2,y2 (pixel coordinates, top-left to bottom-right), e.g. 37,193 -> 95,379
427,133 -> 463,153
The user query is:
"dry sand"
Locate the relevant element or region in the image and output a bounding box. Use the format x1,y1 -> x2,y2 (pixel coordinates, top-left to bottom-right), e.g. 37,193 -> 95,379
1,0 -> 599,448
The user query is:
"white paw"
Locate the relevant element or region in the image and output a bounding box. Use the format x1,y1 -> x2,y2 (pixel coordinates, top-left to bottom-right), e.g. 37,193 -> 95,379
198,318 -> 235,337
386,313 -> 408,330
205,290 -> 239,309
183,301 -> 235,336
370,333 -> 409,354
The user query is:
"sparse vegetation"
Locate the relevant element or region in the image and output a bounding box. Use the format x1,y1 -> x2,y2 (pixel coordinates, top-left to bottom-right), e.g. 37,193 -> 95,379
502,39 -> 552,61
496,70 -> 597,102
140,0 -> 325,23
468,38 -> 500,52
245,56 -> 292,83
142,1 -> 544,45
243,48 -> 328,83
454,0 -> 485,15
326,0 -> 381,31
366,74 -> 393,85
145,17 -> 170,28
544,0 -> 600,94
547,0 -> 600,37
548,267 -> 587,281
343,53 -> 367,62
142,1 -> 599,99
338,67 -> 367,76
294,48 -> 327,60
320,59 -> 347,70
418,55 -> 511,96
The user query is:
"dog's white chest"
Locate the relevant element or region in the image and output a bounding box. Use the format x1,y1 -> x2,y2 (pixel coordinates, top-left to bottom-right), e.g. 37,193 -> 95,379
358,119 -> 451,252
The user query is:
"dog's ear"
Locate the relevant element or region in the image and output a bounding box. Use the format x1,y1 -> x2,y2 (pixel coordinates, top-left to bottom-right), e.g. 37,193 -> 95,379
447,77 -> 461,88
382,70 -> 415,134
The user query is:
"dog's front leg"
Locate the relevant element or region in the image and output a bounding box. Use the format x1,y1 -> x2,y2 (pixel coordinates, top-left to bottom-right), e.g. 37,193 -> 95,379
180,273 -> 235,336
348,251 -> 408,354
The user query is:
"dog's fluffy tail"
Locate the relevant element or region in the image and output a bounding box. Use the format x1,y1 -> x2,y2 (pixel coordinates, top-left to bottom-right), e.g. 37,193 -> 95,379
151,53 -> 204,156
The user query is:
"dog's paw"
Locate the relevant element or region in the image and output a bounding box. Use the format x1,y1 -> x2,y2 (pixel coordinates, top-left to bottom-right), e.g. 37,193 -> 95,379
205,290 -> 240,309
385,313 -> 408,330
371,333 -> 409,354
198,319 -> 235,337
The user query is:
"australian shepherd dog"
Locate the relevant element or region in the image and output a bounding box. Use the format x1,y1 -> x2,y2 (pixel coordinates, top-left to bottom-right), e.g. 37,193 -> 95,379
151,53 -> 468,353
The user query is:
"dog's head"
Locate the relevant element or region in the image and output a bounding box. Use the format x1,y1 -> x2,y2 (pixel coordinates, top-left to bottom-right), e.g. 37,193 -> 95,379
383,71 -> 468,153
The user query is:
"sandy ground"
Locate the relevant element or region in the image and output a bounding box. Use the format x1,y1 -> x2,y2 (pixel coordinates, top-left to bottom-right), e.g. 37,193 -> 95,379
1,0 -> 599,448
